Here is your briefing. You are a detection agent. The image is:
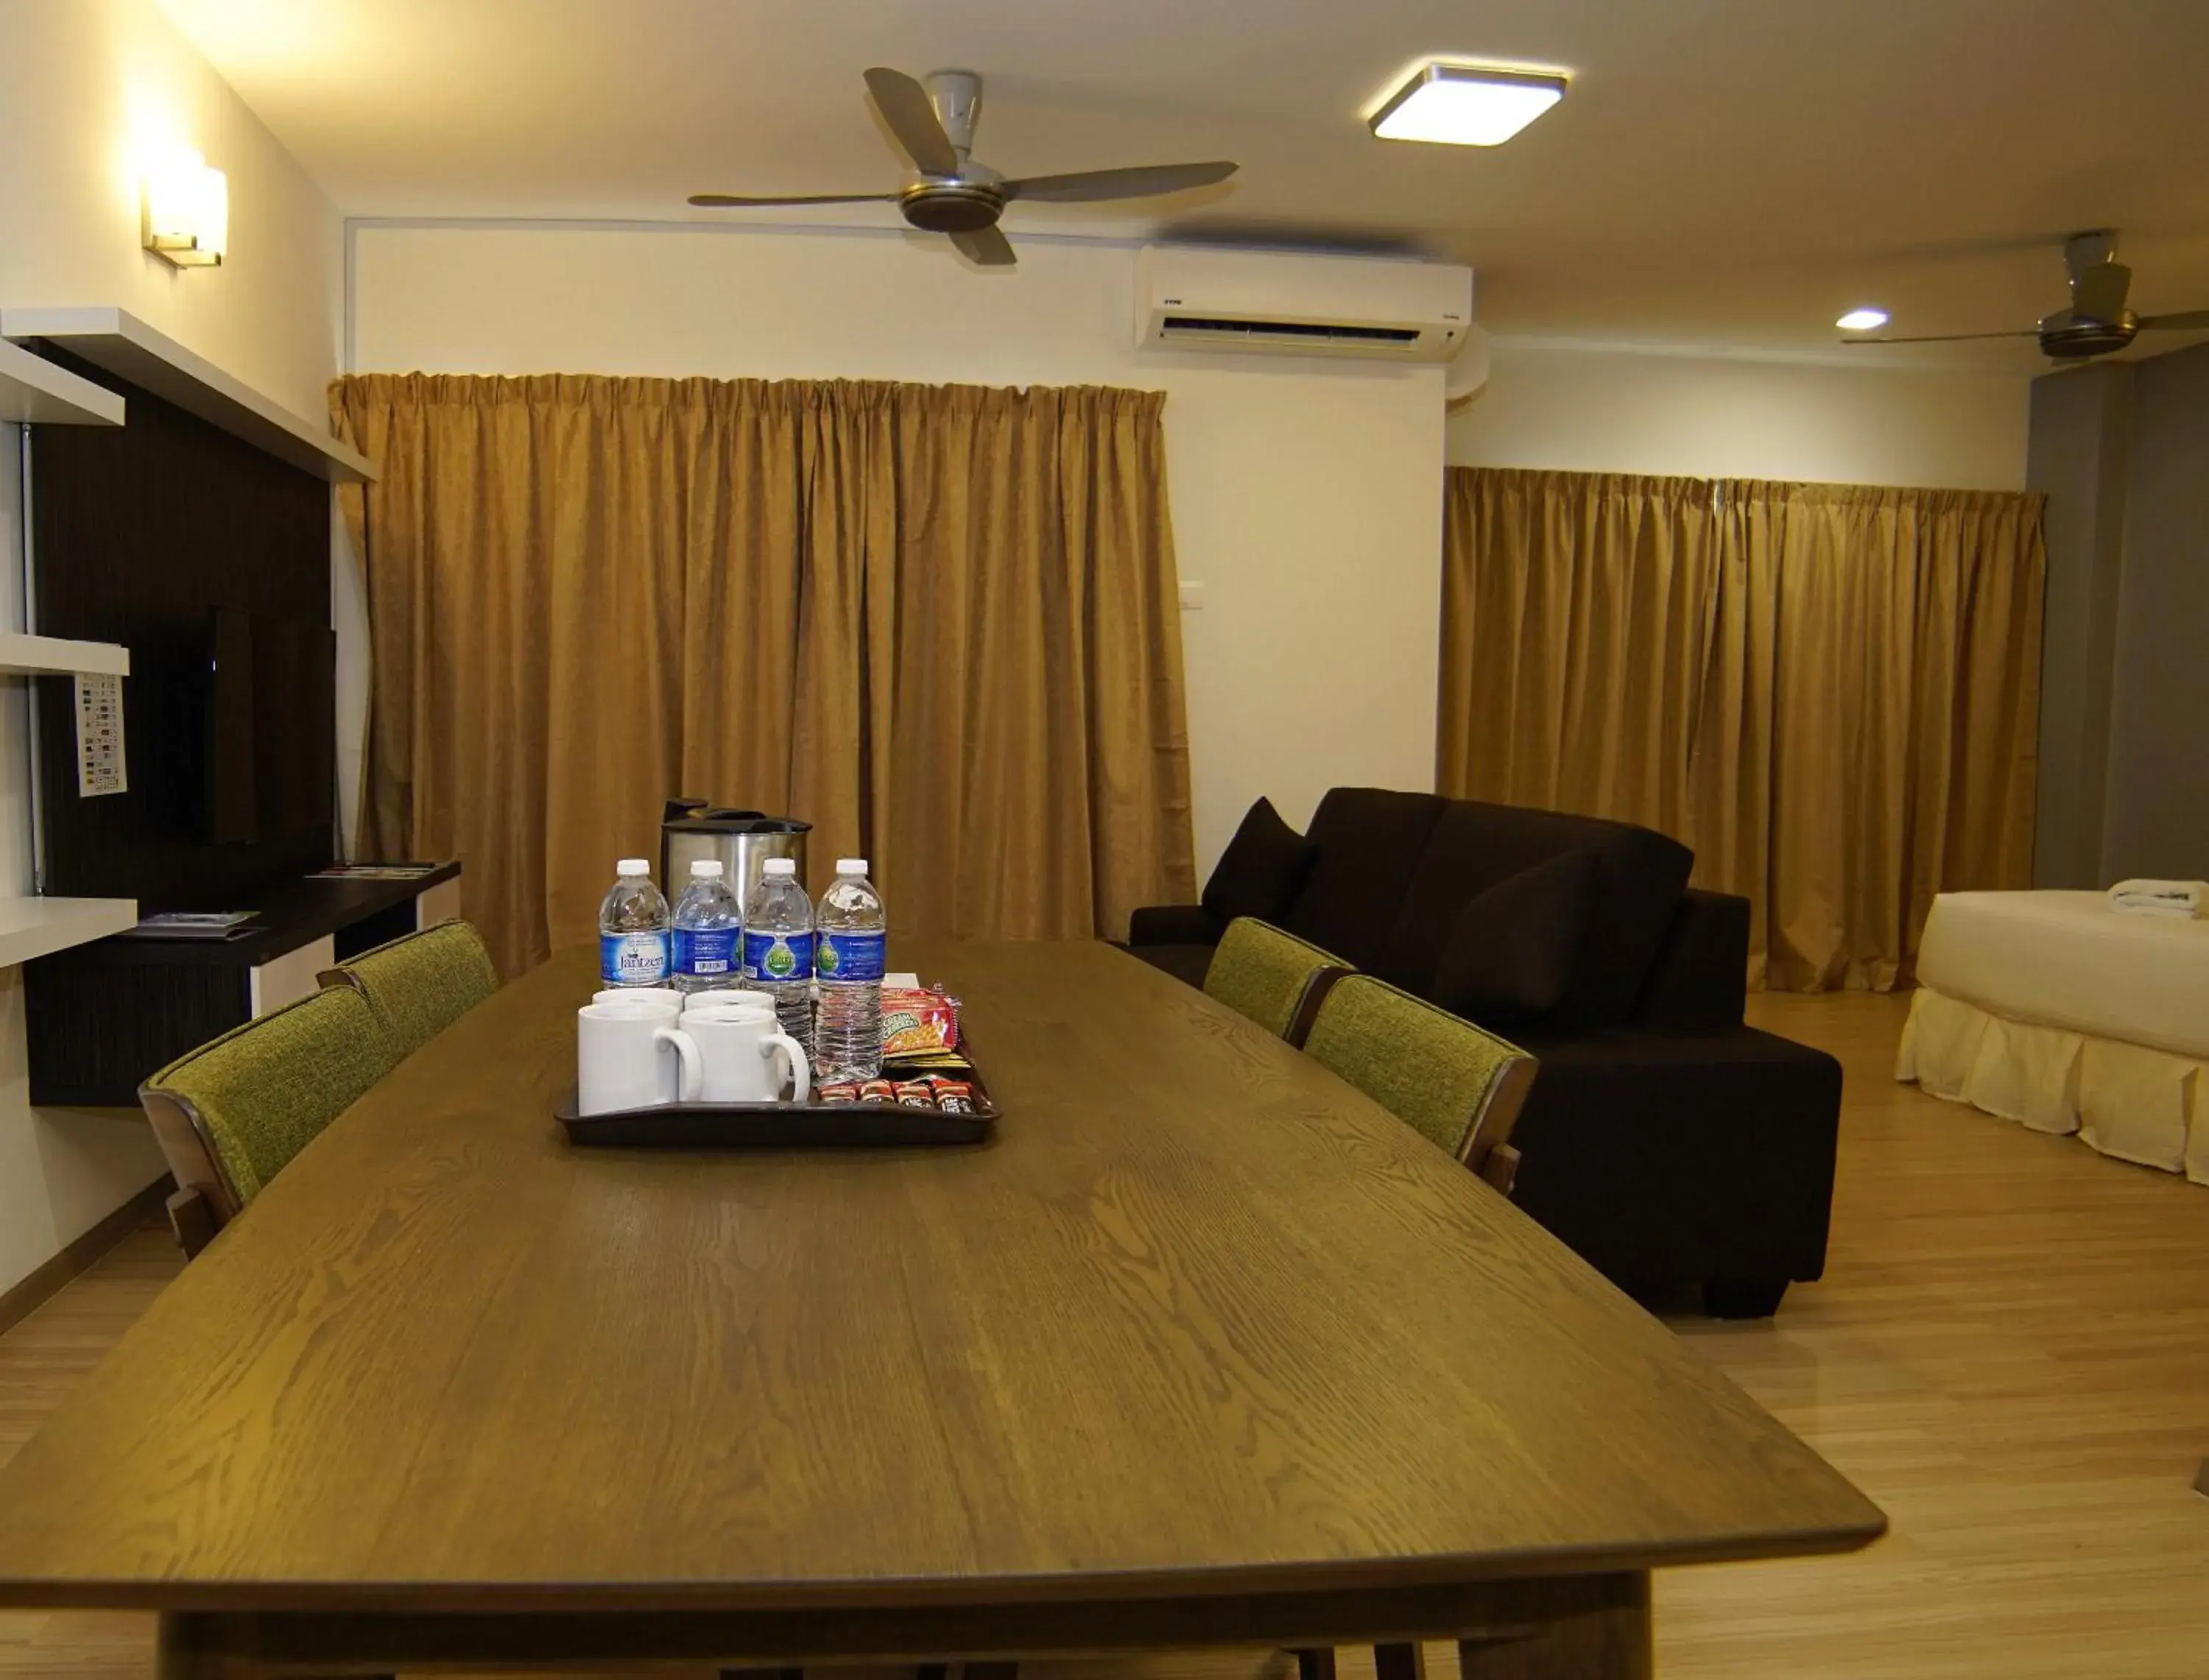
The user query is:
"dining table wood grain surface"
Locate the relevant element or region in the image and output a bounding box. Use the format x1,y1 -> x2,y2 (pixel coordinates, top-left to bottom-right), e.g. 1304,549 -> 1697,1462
0,942 -> 1882,1677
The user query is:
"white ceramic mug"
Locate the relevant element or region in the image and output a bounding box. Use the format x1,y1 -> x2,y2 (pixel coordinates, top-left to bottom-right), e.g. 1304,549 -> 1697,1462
594,987 -> 684,1014
577,1000 -> 702,1115
685,1009 -> 811,1104
682,989 -> 775,1023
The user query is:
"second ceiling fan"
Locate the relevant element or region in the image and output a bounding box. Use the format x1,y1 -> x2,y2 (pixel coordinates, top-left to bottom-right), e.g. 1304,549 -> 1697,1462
1843,230 -> 2209,360
689,67 -> 1238,267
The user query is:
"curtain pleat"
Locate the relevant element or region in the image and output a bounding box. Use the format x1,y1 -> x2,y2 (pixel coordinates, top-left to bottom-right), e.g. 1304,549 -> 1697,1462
332,374 -> 1197,978
1439,465 -> 2044,992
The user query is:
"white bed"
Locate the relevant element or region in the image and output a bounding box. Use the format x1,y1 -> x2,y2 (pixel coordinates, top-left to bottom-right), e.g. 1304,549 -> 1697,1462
1898,890 -> 2209,1184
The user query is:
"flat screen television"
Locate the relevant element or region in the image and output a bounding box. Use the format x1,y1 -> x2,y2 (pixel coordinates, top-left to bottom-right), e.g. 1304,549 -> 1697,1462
27,350 -> 337,911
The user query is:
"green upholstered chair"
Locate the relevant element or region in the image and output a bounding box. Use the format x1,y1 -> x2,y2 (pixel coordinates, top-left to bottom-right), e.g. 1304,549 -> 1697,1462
1294,976 -> 1540,1680
1303,974 -> 1539,1195
138,985 -> 401,1259
1200,917 -> 1352,1048
319,920 -> 500,1060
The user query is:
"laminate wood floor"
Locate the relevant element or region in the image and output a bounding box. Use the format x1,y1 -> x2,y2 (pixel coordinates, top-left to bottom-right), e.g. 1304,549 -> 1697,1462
2,990 -> 2203,1680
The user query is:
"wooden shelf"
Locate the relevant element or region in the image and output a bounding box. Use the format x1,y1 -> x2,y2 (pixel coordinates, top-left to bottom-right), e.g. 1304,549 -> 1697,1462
0,897 -> 138,969
0,307 -> 373,484
0,633 -> 130,677
0,337 -> 125,427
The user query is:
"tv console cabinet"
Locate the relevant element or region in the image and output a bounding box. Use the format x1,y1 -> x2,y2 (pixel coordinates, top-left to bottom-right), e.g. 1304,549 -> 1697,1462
24,864 -> 461,1107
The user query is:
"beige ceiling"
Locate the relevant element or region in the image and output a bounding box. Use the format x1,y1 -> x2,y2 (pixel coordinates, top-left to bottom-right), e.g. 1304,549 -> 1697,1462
159,0 -> 2209,368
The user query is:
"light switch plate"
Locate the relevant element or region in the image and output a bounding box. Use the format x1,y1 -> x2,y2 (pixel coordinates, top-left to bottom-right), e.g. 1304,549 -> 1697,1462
74,671 -> 127,797
1178,582 -> 1206,611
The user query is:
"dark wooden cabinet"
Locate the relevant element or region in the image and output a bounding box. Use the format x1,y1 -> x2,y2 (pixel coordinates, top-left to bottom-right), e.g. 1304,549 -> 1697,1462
26,865 -> 461,1107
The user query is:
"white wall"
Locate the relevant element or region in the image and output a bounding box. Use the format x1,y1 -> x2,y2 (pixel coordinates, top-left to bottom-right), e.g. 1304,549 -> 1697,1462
1449,339 -> 2031,490
347,223 -> 1447,882
0,0 -> 342,1299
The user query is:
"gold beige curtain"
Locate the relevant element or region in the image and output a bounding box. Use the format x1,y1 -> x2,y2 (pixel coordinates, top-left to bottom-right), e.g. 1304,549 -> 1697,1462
1706,481 -> 2044,989
1438,468 -> 1724,840
331,374 -> 1195,977
1439,466 -> 2044,992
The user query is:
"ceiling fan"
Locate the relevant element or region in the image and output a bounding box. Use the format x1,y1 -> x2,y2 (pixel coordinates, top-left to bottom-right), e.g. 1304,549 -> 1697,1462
688,67 -> 1238,268
1842,230 -> 2209,360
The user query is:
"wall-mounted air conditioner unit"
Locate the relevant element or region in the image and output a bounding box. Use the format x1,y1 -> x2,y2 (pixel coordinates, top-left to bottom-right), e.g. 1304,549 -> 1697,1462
1135,245 -> 1474,363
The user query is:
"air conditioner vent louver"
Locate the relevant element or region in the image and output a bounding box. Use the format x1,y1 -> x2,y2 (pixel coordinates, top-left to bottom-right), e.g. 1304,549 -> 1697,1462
1160,315 -> 1424,345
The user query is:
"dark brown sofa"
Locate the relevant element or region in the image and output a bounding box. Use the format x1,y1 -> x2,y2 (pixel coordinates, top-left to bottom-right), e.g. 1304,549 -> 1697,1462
1128,787 -> 1840,1317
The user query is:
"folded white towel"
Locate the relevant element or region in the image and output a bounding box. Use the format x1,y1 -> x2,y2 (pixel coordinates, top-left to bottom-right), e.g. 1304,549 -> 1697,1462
2108,879 -> 2207,917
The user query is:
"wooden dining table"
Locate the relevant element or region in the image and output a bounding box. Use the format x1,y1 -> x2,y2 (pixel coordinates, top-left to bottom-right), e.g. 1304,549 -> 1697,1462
0,941 -> 1882,1677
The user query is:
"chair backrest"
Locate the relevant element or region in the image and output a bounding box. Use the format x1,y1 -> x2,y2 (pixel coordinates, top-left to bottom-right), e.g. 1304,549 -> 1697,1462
1202,917 -> 1353,1048
1303,974 -> 1538,1191
319,919 -> 500,1060
138,984 -> 401,1256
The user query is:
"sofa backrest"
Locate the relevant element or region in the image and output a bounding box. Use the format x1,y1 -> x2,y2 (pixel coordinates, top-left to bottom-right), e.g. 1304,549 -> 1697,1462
1275,789 -> 1695,1030
1377,799 -> 1694,1028
1278,788 -> 1447,973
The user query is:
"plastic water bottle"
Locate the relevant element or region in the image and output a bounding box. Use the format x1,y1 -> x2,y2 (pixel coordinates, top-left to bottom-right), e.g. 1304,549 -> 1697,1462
814,858 -> 887,1083
742,857 -> 814,1053
598,858 -> 672,988
670,858 -> 744,995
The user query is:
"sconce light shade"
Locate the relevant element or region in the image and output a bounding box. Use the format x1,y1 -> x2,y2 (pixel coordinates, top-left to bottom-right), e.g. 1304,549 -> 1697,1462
144,151 -> 227,268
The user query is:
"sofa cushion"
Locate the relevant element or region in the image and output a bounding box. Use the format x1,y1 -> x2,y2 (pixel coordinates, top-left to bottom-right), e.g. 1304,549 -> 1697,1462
1431,847 -> 1599,1025
1200,797 -> 1317,926
1378,799 -> 1694,1027
1280,788 -> 1448,973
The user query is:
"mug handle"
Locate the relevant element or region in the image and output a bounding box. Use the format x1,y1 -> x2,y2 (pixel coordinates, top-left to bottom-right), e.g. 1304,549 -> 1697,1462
762,1034 -> 811,1104
655,1026 -> 703,1103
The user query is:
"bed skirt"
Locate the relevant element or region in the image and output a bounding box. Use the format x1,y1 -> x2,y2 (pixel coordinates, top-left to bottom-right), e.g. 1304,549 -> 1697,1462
1897,985 -> 2209,1185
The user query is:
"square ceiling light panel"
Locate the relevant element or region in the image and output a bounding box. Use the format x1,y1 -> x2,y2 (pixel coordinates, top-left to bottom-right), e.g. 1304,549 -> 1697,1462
1370,63 -> 1568,147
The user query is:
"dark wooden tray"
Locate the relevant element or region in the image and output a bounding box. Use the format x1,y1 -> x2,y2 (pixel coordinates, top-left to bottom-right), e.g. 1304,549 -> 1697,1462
554,1066 -> 996,1148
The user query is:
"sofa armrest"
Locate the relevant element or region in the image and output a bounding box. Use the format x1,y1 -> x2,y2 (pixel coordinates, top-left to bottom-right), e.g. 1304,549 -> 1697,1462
1508,1025 -> 1841,1293
1127,904 -> 1221,948
1632,889 -> 1750,1031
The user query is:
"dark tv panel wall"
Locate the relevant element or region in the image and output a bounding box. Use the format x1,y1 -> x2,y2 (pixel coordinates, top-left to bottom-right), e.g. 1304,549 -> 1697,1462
28,347 -> 335,911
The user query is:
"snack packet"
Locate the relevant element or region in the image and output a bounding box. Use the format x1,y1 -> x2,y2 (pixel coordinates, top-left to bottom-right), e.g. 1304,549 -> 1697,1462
880,986 -> 960,1056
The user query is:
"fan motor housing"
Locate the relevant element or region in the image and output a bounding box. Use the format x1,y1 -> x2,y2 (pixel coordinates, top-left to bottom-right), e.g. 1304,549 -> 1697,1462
2040,311 -> 2138,360
899,183 -> 1004,234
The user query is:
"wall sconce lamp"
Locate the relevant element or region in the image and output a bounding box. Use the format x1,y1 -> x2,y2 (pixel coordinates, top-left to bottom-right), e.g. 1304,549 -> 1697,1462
144,150 -> 228,268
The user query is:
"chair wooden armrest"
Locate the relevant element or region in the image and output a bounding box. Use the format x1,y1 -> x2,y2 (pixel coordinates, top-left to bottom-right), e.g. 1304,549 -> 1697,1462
1284,964 -> 1353,1050
1461,1056 -> 1538,1194
166,1187 -> 220,1260
1478,1142 -> 1522,1197
138,1086 -> 242,1257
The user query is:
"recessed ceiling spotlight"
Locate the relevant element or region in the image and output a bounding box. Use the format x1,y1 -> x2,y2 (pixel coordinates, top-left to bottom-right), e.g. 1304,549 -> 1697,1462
1368,63 -> 1568,147
1836,307 -> 1890,331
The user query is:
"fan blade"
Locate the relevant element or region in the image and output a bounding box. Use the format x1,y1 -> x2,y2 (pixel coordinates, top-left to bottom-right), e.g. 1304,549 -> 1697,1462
951,225 -> 1017,267
2138,308 -> 2209,331
864,67 -> 960,175
1840,328 -> 2040,345
689,191 -> 895,208
1001,161 -> 1238,203
2073,260 -> 2133,322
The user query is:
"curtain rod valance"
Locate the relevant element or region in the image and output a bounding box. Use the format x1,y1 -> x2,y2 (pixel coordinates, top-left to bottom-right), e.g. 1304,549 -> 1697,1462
331,371 -> 1167,420
1450,462 -> 2042,515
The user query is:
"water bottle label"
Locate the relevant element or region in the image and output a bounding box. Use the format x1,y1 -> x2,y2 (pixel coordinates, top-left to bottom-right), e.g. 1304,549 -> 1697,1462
742,930 -> 814,982
600,931 -> 670,985
816,931 -> 886,982
672,928 -> 738,977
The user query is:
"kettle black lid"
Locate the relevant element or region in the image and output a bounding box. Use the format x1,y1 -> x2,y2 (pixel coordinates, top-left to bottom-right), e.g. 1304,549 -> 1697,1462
662,802 -> 812,836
